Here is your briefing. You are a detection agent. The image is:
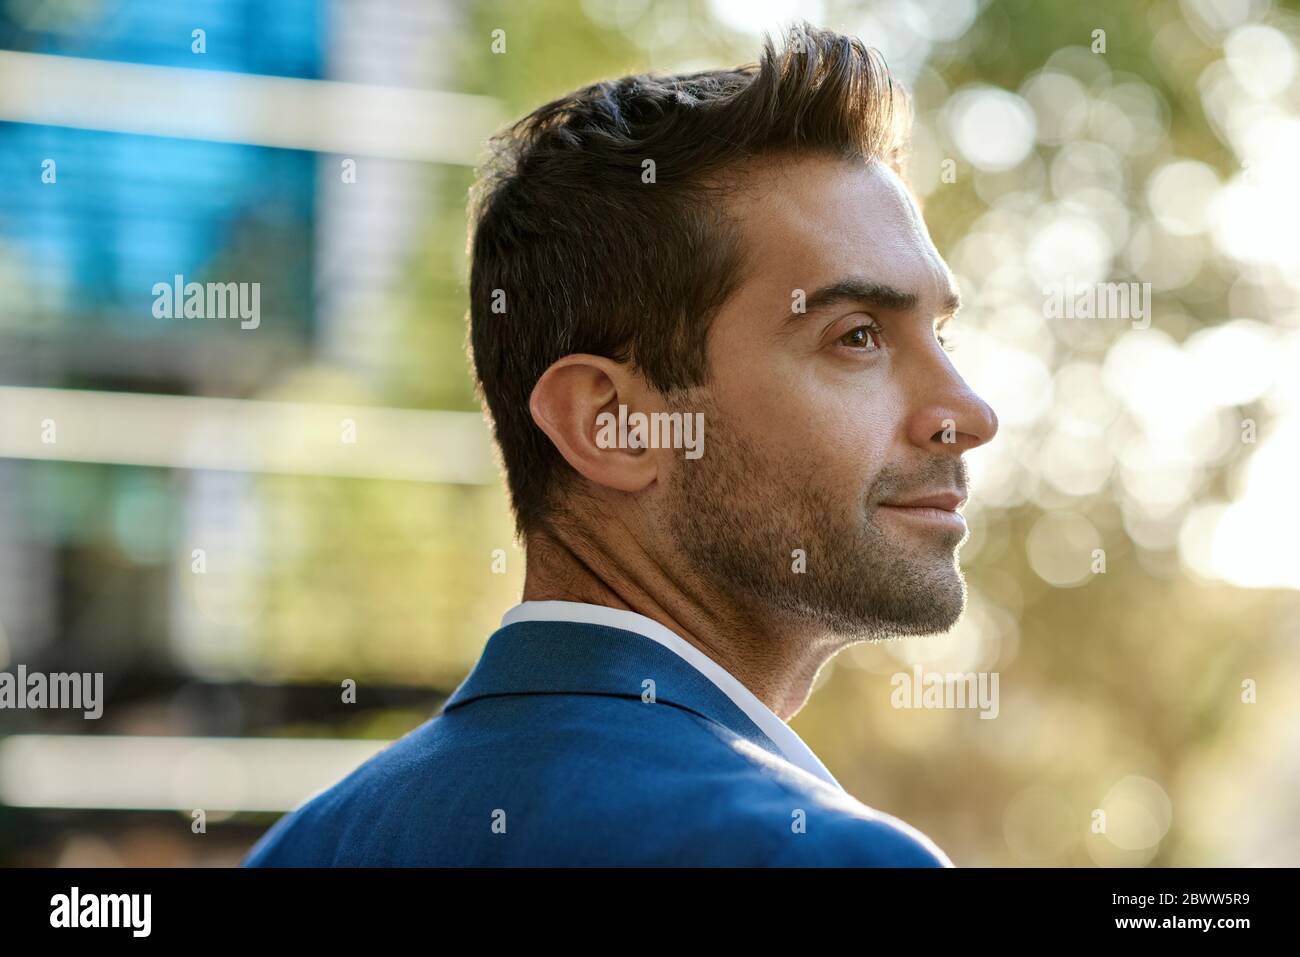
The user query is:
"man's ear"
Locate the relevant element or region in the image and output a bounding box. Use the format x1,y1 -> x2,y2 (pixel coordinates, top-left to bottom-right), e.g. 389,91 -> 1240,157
529,354 -> 658,494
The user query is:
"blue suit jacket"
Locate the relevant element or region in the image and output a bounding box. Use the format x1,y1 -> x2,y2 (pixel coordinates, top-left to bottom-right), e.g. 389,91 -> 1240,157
243,619 -> 950,866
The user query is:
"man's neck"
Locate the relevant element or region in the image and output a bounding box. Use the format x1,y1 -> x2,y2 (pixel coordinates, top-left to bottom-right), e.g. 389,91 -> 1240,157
519,527 -> 832,721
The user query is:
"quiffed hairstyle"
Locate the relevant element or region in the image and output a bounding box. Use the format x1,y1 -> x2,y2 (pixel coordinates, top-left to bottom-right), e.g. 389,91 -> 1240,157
468,23 -> 908,535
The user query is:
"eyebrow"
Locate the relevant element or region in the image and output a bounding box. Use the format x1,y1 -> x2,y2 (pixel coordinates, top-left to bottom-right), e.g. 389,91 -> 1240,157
791,278 -> 962,326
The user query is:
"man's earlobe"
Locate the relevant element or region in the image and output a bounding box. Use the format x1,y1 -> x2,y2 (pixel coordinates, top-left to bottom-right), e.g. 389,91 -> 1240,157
529,355 -> 658,494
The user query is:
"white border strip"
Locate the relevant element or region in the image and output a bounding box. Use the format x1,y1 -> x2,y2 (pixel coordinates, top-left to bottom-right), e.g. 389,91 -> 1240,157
0,734 -> 389,811
0,51 -> 504,165
0,386 -> 496,483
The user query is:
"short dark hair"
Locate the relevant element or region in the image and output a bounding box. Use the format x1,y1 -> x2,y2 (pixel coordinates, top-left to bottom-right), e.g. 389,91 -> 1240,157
467,22 -> 908,535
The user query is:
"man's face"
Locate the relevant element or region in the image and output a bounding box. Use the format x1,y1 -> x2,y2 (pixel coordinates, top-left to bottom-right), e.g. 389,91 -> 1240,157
661,152 -> 999,640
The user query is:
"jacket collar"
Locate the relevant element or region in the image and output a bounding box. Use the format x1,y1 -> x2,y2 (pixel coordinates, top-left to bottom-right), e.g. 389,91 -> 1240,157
441,617 -> 788,764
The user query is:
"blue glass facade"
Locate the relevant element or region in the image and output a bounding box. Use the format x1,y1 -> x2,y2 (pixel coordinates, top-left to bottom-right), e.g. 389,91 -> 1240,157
0,0 -> 326,344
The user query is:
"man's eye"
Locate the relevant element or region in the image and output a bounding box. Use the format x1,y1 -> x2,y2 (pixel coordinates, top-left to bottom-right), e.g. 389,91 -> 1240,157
839,323 -> 883,351
937,331 -> 956,353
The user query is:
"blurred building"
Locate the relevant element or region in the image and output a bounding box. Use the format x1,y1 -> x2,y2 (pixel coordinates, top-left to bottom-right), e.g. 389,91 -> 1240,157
0,0 -> 514,865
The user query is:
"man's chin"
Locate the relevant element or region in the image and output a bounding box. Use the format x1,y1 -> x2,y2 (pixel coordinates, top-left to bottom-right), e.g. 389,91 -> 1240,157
874,585 -> 965,637
810,556 -> 968,641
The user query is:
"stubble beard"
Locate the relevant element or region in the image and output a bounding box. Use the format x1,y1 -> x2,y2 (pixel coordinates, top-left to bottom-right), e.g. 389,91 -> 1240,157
664,392 -> 968,643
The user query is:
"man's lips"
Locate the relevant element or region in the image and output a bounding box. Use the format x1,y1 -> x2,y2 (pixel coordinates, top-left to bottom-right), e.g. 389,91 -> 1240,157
880,492 -> 967,511
877,492 -> 968,531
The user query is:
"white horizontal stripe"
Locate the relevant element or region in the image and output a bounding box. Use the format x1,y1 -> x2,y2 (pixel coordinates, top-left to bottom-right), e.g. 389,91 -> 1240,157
0,51 -> 504,164
0,735 -> 387,811
0,386 -> 495,483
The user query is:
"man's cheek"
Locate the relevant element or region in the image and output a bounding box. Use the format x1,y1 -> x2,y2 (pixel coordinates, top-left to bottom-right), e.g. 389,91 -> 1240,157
816,410 -> 892,461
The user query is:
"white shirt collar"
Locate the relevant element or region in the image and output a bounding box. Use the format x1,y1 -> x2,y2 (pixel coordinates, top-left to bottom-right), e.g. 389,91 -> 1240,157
500,599 -> 844,791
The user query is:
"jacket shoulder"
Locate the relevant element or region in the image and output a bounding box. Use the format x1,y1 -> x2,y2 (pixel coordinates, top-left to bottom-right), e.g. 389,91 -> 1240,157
242,694 -> 950,867
687,746 -> 951,867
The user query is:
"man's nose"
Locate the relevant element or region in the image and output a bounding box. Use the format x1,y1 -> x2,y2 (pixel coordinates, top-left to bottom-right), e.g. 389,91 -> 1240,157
905,360 -> 999,454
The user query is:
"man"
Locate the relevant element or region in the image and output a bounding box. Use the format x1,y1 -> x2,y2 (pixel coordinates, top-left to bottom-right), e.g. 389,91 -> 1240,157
244,22 -> 997,867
